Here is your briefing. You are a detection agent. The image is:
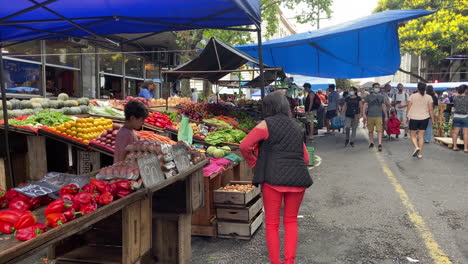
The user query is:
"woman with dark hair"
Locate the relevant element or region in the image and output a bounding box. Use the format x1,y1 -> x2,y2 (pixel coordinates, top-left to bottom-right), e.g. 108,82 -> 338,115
407,82 -> 435,159
424,85 -> 439,143
340,86 -> 362,147
452,85 -> 468,152
240,91 -> 312,264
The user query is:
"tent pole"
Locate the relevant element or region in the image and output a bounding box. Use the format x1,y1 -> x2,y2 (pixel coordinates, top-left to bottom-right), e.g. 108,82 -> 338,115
256,29 -> 266,99
0,46 -> 15,188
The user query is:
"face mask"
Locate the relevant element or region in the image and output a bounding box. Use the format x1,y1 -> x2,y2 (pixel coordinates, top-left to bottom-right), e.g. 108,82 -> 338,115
374,88 -> 380,93
349,91 -> 355,96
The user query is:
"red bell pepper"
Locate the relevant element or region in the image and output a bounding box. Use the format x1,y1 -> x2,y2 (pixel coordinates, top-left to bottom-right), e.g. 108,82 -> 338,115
29,197 -> 42,210
59,184 -> 79,196
0,210 -> 22,224
45,213 -> 67,227
63,208 -> 82,221
91,193 -> 100,203
9,197 -> 31,211
73,193 -> 93,205
15,223 -> 47,241
13,211 -> 36,230
5,189 -> 19,200
114,180 -> 132,190
60,193 -> 74,201
44,199 -> 72,215
98,192 -> 113,205
0,221 -> 15,234
81,184 -> 98,193
80,202 -> 97,215
0,188 -> 5,198
0,197 -> 9,208
40,195 -> 54,205
105,183 -> 117,196
90,179 -> 108,193
115,189 -> 133,199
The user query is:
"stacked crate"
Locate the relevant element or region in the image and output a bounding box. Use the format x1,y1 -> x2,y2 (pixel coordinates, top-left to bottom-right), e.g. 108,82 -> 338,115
213,181 -> 264,240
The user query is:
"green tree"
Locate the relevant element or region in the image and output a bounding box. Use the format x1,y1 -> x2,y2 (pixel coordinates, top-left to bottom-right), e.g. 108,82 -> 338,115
374,0 -> 467,81
175,0 -> 333,97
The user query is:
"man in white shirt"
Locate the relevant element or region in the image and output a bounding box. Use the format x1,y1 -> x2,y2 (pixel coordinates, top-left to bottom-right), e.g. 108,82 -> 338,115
191,88 -> 198,102
393,83 -> 409,138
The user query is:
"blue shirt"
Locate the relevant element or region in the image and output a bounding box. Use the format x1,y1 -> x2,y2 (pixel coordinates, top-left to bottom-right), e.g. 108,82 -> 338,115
138,88 -> 154,99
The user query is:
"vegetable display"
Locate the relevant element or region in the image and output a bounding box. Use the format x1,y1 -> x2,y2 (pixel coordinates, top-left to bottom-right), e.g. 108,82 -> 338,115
93,123 -> 122,149
89,106 -> 125,118
160,111 -> 179,122
145,112 -> 173,129
237,116 -> 256,131
135,130 -> 176,144
203,118 -> 232,128
179,103 -> 210,122
206,146 -> 231,158
205,129 -> 246,145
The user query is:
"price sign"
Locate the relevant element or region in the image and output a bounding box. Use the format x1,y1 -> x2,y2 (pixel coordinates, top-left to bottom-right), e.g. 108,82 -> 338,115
199,125 -> 209,136
138,154 -> 165,188
14,181 -> 59,198
172,143 -> 191,173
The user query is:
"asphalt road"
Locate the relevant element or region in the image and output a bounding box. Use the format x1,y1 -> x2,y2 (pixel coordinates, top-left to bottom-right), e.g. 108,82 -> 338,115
192,127 -> 468,264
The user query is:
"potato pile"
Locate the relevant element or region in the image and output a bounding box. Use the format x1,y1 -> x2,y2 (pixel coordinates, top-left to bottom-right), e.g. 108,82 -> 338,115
222,184 -> 256,192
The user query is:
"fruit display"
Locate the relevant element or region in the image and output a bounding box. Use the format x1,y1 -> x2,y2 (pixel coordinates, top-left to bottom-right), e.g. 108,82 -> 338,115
145,112 -> 173,129
135,131 -> 176,144
150,98 -> 167,107
205,103 -> 227,116
206,145 -> 231,158
205,128 -> 246,145
51,117 -> 113,144
2,95 -> 90,118
92,123 -> 123,149
222,184 -> 256,192
172,122 -> 207,139
121,96 -> 151,107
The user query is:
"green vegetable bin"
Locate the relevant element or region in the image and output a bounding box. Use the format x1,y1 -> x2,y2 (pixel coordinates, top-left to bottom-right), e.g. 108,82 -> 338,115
307,147 -> 314,166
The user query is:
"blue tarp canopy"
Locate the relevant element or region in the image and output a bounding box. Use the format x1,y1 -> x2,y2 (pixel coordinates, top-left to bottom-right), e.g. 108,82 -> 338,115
390,82 -> 467,91
290,76 -> 335,91
0,0 -> 260,42
236,10 -> 433,79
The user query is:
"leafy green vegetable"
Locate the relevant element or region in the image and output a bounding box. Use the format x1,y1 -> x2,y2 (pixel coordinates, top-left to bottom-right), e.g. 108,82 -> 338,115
89,106 -> 124,118
8,120 -> 32,126
161,111 -> 178,122
205,128 -> 246,145
25,111 -> 72,126
203,118 -> 232,128
237,116 -> 256,130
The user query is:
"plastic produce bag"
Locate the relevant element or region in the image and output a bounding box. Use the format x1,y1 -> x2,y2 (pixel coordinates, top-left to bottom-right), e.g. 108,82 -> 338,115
331,116 -> 344,129
178,116 -> 193,144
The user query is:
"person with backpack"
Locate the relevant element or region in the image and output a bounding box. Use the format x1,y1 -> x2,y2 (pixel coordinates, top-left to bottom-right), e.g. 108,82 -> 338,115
340,87 -> 362,147
303,83 -> 321,140
392,83 -> 409,138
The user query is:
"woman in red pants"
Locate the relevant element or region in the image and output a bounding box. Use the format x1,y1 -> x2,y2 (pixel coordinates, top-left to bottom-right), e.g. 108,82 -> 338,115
240,91 -> 313,264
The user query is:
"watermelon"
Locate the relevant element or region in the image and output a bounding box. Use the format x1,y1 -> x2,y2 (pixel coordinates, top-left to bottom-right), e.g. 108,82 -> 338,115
49,100 -> 59,109
22,109 -> 34,115
20,101 -> 33,109
31,102 -> 41,109
0,101 -> 12,110
40,101 -> 50,109
57,93 -> 69,101
62,107 -> 72,115
79,105 -> 89,114
77,97 -> 89,106
9,99 -> 21,109
57,100 -> 65,108
70,107 -> 82,115
64,100 -> 77,107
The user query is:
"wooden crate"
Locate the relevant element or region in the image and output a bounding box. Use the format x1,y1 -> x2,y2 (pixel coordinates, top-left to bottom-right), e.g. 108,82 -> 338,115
214,181 -> 260,206
217,211 -> 264,240
216,196 -> 263,222
153,213 -> 191,264
50,197 -> 152,264
434,137 -> 465,148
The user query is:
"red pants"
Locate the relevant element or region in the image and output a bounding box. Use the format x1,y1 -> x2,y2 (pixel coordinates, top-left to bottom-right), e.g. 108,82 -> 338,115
262,184 -> 305,264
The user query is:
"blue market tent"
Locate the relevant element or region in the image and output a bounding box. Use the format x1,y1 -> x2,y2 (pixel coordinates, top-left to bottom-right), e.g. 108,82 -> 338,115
290,76 -> 335,91
0,0 -> 260,42
236,10 -> 433,79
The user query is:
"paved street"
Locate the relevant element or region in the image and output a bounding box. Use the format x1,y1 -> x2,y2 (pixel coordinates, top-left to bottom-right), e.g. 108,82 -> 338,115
192,127 -> 468,264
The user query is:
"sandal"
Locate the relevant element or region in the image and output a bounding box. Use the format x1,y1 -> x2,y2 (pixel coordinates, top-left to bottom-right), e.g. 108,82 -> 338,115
453,148 -> 460,151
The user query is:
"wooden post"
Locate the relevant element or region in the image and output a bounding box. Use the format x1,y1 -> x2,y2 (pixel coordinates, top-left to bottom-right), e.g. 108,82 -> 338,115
153,213 -> 191,264
122,197 -> 152,264
26,136 -> 47,182
0,159 -> 5,190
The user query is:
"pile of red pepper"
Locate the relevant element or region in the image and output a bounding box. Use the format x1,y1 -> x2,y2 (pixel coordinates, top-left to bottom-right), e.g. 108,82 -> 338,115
47,179 -> 136,229
145,112 -> 173,129
0,189 -> 51,241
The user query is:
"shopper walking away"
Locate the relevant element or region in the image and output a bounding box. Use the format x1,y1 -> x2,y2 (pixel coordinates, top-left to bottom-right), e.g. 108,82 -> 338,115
340,87 -> 362,147
303,83 -> 320,140
240,91 -> 312,264
407,82 -> 434,159
451,85 -> 468,152
363,83 -> 387,151
392,83 -> 409,138
424,85 -> 439,143
137,80 -> 155,99
326,84 -> 340,134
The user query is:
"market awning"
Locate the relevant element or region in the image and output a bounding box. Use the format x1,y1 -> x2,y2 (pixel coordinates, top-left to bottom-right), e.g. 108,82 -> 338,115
164,37 -> 285,85
236,10 -> 434,79
0,0 -> 260,42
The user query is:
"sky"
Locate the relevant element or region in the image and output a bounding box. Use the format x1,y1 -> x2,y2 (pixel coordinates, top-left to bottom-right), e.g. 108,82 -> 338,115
284,0 -> 380,84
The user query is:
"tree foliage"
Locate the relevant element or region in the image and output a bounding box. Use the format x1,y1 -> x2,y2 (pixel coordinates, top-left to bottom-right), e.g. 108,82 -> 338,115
374,0 -> 467,62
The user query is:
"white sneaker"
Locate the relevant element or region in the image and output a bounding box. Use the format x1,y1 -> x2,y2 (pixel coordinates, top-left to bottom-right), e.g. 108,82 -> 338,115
412,148 -> 420,157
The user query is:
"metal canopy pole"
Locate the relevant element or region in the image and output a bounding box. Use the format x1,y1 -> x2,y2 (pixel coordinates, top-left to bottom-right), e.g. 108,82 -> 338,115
0,46 -> 15,188
256,28 -> 266,99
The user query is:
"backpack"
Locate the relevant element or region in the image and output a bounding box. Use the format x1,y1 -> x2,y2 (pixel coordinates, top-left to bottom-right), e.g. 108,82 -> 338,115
392,93 -> 408,107
312,92 -> 322,110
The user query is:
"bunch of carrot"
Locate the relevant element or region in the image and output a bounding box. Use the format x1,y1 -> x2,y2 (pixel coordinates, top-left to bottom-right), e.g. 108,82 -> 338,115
136,131 -> 176,145
213,115 -> 238,126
